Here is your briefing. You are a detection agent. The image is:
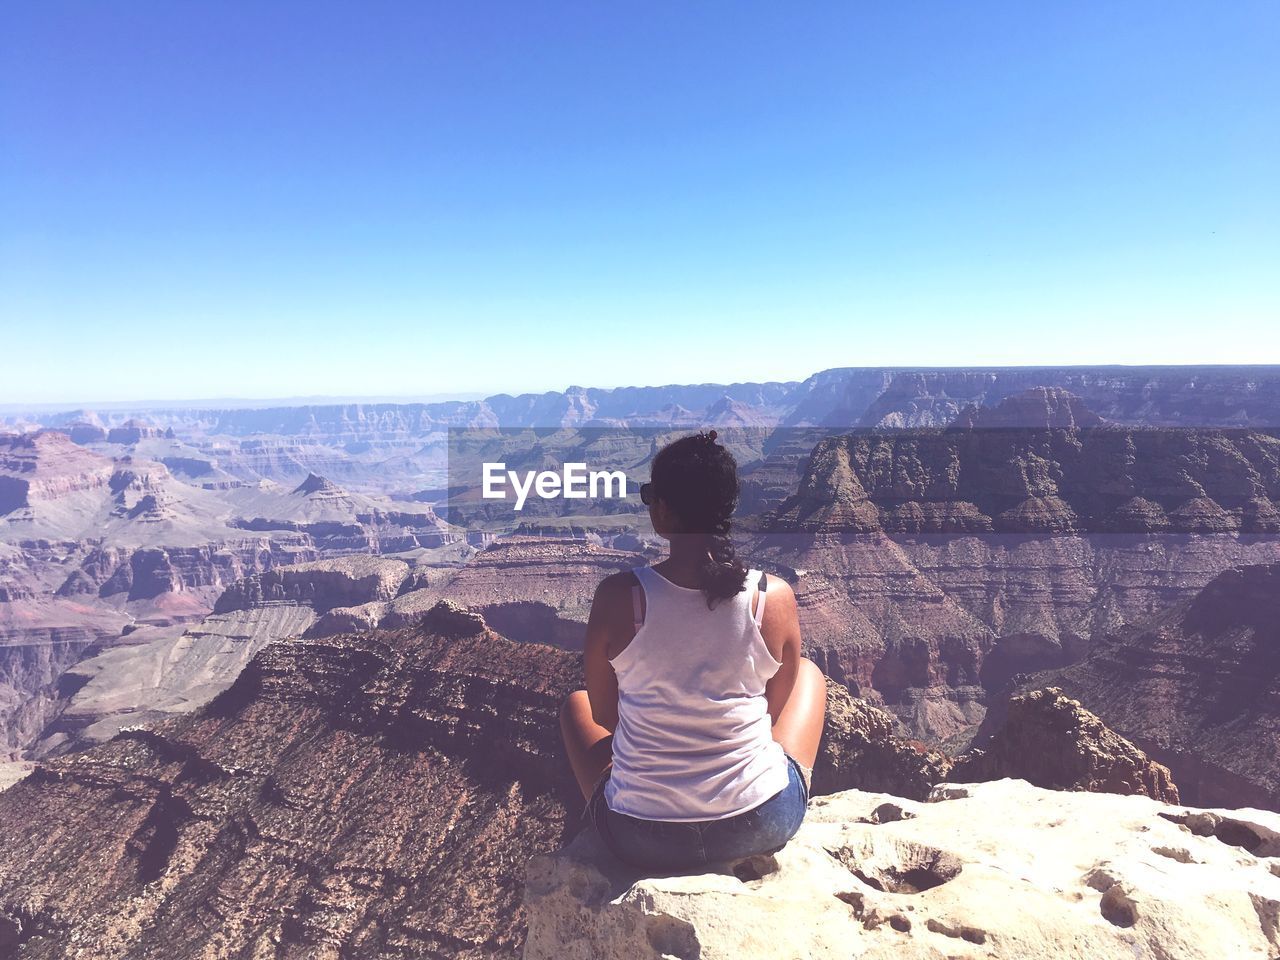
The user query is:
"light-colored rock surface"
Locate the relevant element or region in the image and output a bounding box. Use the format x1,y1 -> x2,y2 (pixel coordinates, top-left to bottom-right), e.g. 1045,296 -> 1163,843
30,557 -> 418,756
36,604 -> 319,753
524,778 -> 1280,959
0,761 -> 31,792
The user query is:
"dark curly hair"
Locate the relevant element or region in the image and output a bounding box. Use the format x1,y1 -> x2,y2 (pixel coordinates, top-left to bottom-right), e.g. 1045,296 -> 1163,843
649,430 -> 749,607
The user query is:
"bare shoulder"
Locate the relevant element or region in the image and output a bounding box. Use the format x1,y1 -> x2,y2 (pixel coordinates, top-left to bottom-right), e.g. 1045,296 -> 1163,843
588,570 -> 641,660
758,574 -> 798,633
590,569 -> 641,620
762,572 -> 795,603
594,569 -> 639,602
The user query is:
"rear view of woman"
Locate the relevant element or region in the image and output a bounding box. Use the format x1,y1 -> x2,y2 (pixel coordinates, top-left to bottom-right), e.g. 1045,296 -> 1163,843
560,430 -> 827,872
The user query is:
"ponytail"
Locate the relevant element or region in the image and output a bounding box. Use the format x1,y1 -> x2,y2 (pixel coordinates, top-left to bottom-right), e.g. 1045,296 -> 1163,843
699,530 -> 749,608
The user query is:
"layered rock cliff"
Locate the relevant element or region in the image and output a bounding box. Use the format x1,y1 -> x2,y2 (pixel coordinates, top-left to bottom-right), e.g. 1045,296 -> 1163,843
755,393 -> 1280,754
419,537 -> 649,648
772,393 -> 1280,536
748,531 -> 994,746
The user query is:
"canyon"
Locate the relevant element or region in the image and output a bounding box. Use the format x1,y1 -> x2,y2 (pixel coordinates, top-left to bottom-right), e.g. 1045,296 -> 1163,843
0,429 -> 458,763
3,366 -> 1279,808
0,603 -> 1180,957
752,387 -> 1280,762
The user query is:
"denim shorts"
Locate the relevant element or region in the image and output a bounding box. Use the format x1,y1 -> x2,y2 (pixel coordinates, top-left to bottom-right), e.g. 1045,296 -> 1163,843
585,754 -> 810,872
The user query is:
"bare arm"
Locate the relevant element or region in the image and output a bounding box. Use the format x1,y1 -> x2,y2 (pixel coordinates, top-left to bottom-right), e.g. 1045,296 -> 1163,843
583,573 -> 632,732
760,578 -> 802,726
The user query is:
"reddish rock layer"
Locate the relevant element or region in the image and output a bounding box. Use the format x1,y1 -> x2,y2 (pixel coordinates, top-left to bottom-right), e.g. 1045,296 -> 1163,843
749,531 -> 993,745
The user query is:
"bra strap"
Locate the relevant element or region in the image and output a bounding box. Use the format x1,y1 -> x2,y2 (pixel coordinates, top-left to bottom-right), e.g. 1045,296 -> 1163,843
754,570 -> 768,627
632,583 -> 644,634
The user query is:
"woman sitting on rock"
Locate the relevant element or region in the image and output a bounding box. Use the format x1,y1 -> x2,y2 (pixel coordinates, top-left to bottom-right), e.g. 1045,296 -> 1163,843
561,430 -> 827,872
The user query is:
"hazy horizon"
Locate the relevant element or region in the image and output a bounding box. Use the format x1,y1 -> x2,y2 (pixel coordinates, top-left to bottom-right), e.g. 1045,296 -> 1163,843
5,362 -> 1280,415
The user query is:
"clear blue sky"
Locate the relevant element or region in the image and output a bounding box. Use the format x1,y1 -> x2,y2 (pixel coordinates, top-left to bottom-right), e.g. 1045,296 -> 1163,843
2,2 -> 1276,403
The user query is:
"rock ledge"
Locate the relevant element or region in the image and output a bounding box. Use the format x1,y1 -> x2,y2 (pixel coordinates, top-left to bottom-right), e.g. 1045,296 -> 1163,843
524,778 -> 1280,959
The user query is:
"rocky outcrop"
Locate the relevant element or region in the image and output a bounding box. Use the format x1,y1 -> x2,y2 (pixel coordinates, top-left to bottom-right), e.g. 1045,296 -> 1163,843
951,687 -> 1179,801
1030,562 -> 1280,810
525,778 -> 1280,960
291,470 -> 356,502
106,419 -> 169,444
811,684 -> 951,800
811,680 -> 1176,805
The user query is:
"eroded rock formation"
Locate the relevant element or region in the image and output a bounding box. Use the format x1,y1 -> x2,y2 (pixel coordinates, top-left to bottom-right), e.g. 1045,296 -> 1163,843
951,687 -> 1179,801
1030,562 -> 1280,809
0,431 -> 460,759
810,684 -> 951,800
425,537 -> 649,648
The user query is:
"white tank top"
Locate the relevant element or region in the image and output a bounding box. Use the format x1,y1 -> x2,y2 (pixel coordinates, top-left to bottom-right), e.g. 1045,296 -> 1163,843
604,566 -> 790,821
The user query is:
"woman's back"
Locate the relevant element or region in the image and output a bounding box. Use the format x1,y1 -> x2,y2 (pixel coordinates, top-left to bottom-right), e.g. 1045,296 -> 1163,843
604,565 -> 789,821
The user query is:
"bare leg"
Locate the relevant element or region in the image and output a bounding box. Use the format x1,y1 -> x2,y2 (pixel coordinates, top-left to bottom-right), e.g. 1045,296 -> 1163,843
769,657 -> 827,769
560,690 -> 614,802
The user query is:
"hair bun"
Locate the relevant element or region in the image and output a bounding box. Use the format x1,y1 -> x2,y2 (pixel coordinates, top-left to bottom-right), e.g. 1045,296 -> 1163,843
706,429 -> 718,443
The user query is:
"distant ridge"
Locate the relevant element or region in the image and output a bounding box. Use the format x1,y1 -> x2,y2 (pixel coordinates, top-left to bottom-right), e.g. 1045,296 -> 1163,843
9,365 -> 1280,434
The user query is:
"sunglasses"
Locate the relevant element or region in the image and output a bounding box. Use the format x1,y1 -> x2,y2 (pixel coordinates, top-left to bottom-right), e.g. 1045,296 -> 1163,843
639,481 -> 656,505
